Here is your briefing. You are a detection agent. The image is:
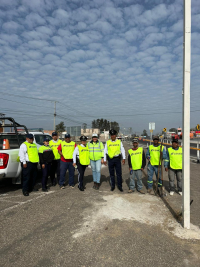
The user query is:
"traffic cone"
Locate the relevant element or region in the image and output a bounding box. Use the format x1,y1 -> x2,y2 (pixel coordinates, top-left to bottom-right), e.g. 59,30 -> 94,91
2,139 -> 10,149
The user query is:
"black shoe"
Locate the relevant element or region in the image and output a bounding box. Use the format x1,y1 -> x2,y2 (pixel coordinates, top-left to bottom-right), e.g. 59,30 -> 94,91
23,191 -> 29,196
32,188 -> 39,192
110,187 -> 115,191
118,187 -> 123,192
79,186 -> 84,191
42,188 -> 48,192
95,183 -> 100,190
52,183 -> 56,186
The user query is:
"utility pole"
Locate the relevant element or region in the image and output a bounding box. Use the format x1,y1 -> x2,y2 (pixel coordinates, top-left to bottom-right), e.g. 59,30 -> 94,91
182,0 -> 191,229
54,101 -> 56,131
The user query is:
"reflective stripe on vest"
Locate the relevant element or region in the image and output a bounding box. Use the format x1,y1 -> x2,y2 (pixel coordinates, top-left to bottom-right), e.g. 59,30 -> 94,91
168,147 -> 182,169
49,140 -> 62,160
78,145 -> 90,165
61,141 -> 75,159
88,141 -> 102,161
107,140 -> 121,159
149,145 -> 164,165
24,141 -> 39,163
39,145 -> 52,154
128,147 -> 143,170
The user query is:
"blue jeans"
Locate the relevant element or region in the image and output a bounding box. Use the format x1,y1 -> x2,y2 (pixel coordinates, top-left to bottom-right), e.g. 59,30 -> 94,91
147,163 -> 162,189
90,159 -> 101,183
59,161 -> 75,186
129,170 -> 143,190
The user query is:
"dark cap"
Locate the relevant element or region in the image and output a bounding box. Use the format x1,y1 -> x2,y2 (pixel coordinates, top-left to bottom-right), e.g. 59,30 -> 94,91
80,135 -> 87,141
52,132 -> 58,136
153,135 -> 159,140
44,137 -> 50,142
26,133 -> 34,139
109,129 -> 117,135
132,138 -> 138,143
172,138 -> 178,143
65,134 -> 70,138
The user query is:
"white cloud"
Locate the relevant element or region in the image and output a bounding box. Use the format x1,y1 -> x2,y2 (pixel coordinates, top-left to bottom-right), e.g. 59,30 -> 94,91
25,13 -> 46,28
2,21 -> 23,33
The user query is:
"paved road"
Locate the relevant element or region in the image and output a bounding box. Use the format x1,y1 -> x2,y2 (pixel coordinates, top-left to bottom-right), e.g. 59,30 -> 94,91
0,143 -> 200,267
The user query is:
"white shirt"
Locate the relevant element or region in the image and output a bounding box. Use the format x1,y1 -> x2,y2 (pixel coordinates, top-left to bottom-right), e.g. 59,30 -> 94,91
73,144 -> 85,163
19,143 -> 29,164
104,140 -> 126,161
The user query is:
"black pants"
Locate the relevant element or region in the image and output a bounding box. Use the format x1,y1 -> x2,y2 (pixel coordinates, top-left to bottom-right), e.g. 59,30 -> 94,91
42,163 -> 51,189
77,163 -> 87,188
22,162 -> 38,192
108,157 -> 122,188
50,159 -> 60,185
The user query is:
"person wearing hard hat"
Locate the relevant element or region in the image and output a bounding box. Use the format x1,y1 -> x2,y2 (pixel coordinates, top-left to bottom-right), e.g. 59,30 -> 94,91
19,134 -> 39,196
164,139 -> 182,196
39,137 -> 54,192
128,138 -> 146,194
146,135 -> 166,194
49,132 -> 62,186
87,133 -> 104,190
73,136 -> 90,191
104,129 -> 125,192
58,134 -> 76,189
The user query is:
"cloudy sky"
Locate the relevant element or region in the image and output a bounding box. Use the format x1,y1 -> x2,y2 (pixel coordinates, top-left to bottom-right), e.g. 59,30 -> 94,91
0,0 -> 200,134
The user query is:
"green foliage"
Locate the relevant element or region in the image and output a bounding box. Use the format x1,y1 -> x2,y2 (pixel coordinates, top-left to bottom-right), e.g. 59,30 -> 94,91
142,129 -> 147,136
56,121 -> 66,133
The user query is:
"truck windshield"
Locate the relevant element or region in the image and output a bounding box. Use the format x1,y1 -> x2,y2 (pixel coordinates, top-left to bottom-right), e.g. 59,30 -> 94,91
34,135 -> 52,146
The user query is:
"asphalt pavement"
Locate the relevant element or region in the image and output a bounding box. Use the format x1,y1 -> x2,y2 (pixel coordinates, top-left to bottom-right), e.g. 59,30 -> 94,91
0,142 -> 200,267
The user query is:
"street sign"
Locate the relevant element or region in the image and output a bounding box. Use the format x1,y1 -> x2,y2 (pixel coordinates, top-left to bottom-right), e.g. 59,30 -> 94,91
149,122 -> 155,130
66,126 -> 81,136
150,130 -> 153,133
197,124 -> 200,130
163,128 -> 167,132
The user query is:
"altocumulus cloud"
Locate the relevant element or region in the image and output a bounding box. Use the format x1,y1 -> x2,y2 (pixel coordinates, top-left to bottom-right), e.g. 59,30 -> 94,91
0,0 -> 200,131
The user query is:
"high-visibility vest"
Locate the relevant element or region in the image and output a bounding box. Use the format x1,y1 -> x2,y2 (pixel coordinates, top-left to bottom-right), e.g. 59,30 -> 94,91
128,147 -> 143,170
107,140 -> 121,159
61,141 -> 75,159
78,145 -> 90,165
88,141 -> 104,161
24,141 -> 39,163
168,147 -> 182,169
149,145 -> 164,165
38,145 -> 52,154
49,139 -> 62,160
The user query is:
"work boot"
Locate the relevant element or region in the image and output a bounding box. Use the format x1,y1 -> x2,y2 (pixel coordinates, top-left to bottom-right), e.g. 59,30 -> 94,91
147,188 -> 153,194
137,188 -> 145,194
93,182 -> 97,189
95,183 -> 100,190
110,187 -> 115,191
128,189 -> 134,193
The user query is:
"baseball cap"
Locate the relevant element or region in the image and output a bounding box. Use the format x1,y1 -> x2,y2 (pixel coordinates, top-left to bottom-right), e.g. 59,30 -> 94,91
153,135 -> 159,140
52,132 -> 58,136
65,134 -> 70,138
44,137 -> 50,142
132,138 -> 138,143
92,133 -> 98,138
26,133 -> 34,139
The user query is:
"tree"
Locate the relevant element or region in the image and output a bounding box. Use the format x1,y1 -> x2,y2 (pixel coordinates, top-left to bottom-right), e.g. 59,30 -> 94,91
142,129 -> 147,136
82,123 -> 87,133
56,121 -> 66,133
92,118 -> 120,132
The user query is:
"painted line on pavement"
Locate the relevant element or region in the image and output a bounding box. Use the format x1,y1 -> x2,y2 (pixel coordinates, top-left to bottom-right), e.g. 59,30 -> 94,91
0,191 -> 55,214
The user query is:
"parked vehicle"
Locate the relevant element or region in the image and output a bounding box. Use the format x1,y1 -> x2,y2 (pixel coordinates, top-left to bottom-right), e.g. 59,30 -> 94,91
0,117 -> 52,184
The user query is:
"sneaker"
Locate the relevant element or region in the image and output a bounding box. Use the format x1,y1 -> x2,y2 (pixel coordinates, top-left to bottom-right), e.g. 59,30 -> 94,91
179,191 -> 182,196
170,191 -> 174,196
60,185 -> 65,189
70,184 -> 75,188
128,189 -> 134,193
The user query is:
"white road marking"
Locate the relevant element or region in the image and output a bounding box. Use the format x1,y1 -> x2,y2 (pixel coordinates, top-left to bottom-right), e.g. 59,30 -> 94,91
0,191 -> 55,213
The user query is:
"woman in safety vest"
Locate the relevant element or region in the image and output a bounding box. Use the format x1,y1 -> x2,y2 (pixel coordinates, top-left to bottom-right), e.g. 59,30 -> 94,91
39,137 -> 54,192
87,133 -> 104,190
73,136 -> 90,191
128,138 -> 146,194
164,139 -> 182,196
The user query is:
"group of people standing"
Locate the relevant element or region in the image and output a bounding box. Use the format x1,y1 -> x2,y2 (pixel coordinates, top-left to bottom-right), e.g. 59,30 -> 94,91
19,130 -> 183,197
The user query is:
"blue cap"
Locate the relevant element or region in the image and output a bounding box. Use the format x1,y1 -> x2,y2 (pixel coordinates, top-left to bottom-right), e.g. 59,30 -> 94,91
65,134 -> 70,138
26,134 -> 34,139
52,132 -> 58,136
44,137 -> 50,142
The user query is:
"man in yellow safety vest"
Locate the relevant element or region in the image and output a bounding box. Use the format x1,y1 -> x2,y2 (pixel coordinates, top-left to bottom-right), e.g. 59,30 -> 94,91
19,133 -> 39,196
73,136 -> 90,191
58,134 -> 76,189
87,133 -> 104,190
164,138 -> 182,196
104,129 -> 125,192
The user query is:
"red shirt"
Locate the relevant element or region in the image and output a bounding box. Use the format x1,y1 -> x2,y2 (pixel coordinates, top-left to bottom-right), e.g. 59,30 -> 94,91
57,143 -> 77,162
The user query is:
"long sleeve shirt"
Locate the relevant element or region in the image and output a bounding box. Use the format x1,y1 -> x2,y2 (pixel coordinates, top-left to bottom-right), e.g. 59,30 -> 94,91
146,145 -> 167,161
164,147 -> 180,168
39,145 -> 54,164
73,144 -> 85,164
104,140 -> 126,161
128,149 -> 146,169
19,143 -> 29,164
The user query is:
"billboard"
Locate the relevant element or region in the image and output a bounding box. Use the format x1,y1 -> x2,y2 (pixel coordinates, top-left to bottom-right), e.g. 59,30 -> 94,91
66,126 -> 81,137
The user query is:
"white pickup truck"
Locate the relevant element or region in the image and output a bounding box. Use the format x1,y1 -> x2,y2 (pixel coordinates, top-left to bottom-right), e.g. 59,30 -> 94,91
0,117 -> 52,184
